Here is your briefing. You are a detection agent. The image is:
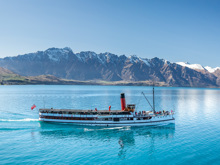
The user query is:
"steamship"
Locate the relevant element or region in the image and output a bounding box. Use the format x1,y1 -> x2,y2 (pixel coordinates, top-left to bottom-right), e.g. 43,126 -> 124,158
39,87 -> 175,126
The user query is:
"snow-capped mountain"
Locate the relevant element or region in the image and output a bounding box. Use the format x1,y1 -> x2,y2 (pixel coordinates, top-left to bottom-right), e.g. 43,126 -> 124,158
0,47 -> 219,87
175,62 -> 220,74
175,62 -> 205,71
204,66 -> 220,73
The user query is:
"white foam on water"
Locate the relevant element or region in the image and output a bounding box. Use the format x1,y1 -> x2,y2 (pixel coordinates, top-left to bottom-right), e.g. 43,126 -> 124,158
102,127 -> 124,130
0,118 -> 39,122
84,126 -> 124,132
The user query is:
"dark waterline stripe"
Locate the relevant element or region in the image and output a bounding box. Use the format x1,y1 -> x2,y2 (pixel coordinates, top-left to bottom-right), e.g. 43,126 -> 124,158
40,118 -> 175,125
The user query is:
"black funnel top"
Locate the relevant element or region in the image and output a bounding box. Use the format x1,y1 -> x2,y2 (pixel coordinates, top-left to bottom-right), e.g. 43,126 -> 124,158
121,93 -> 125,98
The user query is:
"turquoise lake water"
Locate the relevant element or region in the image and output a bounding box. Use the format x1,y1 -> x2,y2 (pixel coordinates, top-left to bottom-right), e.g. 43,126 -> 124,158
0,85 -> 220,165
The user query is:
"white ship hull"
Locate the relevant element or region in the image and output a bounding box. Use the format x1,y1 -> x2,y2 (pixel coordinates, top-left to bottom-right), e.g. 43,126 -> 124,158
39,114 -> 175,127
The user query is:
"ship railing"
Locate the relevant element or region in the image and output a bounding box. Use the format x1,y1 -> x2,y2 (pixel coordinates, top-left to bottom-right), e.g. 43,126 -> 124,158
135,114 -> 151,117
134,112 -> 172,117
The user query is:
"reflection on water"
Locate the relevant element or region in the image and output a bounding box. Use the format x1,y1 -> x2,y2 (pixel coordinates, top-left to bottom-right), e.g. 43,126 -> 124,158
38,122 -> 175,159
39,122 -> 175,140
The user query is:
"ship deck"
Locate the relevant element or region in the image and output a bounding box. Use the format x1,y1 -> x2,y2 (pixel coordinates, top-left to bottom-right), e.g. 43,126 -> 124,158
39,108 -> 130,114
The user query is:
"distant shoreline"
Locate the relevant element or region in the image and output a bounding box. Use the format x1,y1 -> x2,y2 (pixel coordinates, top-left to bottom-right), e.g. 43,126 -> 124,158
0,78 -> 219,88
0,79 -> 167,86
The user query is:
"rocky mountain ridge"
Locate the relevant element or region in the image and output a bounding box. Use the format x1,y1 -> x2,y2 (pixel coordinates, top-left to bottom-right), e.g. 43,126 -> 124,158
0,47 -> 219,87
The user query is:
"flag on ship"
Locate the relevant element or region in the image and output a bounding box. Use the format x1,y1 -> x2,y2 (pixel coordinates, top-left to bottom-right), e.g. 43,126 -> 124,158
31,104 -> 36,110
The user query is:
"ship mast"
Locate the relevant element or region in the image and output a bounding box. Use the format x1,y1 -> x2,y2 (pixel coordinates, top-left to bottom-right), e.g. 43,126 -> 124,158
153,82 -> 156,113
141,81 -> 156,113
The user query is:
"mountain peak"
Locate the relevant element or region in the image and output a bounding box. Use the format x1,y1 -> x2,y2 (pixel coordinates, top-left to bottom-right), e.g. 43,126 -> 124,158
176,62 -> 205,70
45,47 -> 73,53
63,47 -> 72,51
44,47 -> 73,62
205,66 -> 220,73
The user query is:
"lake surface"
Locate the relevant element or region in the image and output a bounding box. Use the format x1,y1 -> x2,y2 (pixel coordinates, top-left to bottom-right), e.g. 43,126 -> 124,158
0,85 -> 220,165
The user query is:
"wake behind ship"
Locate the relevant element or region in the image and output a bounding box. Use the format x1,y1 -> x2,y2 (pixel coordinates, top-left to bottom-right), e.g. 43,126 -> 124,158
39,87 -> 175,126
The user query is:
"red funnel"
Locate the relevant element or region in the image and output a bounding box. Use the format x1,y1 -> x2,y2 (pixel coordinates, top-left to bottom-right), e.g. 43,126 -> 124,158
120,93 -> 126,111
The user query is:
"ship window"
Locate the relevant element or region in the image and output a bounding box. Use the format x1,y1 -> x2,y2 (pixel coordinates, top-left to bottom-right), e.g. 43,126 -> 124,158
113,118 -> 120,121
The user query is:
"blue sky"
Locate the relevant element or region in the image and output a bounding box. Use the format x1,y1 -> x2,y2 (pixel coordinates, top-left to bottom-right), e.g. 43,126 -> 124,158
0,0 -> 219,67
